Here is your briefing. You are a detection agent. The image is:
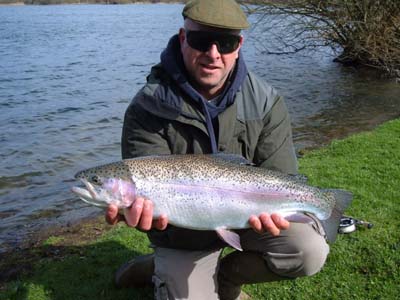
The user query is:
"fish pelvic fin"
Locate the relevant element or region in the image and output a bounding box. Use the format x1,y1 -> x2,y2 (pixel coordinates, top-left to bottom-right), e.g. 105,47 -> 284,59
321,189 -> 353,243
216,228 -> 243,251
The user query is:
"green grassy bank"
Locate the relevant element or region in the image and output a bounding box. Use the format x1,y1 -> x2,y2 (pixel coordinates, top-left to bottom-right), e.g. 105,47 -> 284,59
1,119 -> 399,300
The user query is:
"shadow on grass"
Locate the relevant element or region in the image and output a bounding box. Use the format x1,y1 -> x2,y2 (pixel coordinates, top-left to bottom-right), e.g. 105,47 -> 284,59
3,239 -> 153,300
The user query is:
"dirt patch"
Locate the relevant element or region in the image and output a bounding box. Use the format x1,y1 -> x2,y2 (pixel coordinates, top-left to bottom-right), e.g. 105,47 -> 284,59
0,215 -> 114,287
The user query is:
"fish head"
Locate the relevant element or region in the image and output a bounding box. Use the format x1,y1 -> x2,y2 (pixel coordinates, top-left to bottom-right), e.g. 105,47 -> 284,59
72,162 -> 136,208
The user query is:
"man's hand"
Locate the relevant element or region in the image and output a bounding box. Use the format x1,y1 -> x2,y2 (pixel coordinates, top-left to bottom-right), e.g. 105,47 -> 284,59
249,213 -> 290,236
105,196 -> 168,231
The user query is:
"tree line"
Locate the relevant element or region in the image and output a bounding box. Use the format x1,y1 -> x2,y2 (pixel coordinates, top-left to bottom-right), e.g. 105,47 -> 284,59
0,0 -> 180,4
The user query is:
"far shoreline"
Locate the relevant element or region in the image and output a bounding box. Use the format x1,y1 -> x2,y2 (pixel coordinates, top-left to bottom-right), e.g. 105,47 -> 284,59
0,2 -> 24,5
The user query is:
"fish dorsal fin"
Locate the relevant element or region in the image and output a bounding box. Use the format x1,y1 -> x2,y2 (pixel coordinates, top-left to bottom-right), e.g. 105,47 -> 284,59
212,153 -> 254,166
290,174 -> 308,183
216,228 -> 243,251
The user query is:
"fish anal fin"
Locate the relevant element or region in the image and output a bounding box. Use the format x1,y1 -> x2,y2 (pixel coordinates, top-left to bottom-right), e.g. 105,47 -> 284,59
216,228 -> 243,251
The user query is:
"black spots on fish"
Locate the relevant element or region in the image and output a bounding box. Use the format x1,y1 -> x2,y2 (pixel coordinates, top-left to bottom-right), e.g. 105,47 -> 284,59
75,171 -> 84,179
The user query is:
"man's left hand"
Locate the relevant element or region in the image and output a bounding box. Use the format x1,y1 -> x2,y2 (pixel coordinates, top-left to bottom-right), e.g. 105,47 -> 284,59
249,213 -> 290,236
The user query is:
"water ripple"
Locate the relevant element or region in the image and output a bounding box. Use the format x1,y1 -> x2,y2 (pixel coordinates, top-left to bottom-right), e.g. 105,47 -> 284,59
0,172 -> 44,189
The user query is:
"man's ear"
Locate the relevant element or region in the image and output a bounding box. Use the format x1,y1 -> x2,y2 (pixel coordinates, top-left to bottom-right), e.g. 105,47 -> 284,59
235,36 -> 244,59
238,35 -> 244,50
178,28 -> 186,46
239,35 -> 244,46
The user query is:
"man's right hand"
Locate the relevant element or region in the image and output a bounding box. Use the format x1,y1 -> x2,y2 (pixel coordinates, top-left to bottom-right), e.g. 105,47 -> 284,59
105,196 -> 168,231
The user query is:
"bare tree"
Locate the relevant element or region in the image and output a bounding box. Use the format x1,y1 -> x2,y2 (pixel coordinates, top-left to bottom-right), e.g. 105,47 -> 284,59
242,0 -> 400,77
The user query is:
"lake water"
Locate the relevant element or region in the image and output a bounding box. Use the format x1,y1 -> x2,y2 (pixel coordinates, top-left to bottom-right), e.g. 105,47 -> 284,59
0,4 -> 399,252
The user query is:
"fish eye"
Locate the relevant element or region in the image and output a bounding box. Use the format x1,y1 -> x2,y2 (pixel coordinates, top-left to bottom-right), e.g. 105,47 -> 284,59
91,175 -> 101,184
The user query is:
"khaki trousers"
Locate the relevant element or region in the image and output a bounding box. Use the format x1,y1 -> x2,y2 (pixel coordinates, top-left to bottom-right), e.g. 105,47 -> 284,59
152,222 -> 329,300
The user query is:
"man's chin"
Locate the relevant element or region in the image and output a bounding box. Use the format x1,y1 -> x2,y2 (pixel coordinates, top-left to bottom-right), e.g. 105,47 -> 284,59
195,78 -> 222,90
189,73 -> 227,96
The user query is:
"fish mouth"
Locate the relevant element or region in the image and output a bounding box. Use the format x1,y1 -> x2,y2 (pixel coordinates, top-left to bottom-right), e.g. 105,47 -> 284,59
71,179 -> 108,208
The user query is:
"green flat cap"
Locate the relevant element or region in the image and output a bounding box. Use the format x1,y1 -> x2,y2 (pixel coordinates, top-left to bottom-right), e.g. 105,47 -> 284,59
182,0 -> 250,30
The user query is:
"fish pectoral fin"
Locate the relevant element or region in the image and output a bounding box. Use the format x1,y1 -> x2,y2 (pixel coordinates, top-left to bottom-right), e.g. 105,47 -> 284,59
216,228 -> 243,251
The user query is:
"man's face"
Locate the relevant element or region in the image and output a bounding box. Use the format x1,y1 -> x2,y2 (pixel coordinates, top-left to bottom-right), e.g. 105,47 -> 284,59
179,19 -> 243,99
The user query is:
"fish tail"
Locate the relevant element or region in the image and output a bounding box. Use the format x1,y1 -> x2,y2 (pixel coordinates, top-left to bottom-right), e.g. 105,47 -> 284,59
320,189 -> 353,243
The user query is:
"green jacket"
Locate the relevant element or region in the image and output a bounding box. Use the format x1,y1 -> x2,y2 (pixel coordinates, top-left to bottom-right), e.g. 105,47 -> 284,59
121,48 -> 297,250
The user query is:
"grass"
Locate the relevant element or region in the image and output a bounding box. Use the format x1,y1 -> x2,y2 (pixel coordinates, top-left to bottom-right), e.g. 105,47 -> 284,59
1,119 -> 399,300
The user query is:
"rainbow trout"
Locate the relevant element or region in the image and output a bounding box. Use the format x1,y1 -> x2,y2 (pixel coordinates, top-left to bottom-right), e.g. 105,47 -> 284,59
72,154 -> 352,249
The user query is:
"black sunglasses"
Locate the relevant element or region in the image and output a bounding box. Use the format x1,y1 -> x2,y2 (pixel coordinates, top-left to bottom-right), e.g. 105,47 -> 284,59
185,30 -> 241,54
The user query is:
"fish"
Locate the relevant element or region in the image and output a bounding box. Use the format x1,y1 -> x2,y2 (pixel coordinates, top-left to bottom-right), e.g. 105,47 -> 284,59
71,154 -> 352,250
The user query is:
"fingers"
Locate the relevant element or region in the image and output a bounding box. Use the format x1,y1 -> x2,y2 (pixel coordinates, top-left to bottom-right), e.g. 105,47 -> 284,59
107,195 -> 168,231
138,199 -> 154,231
260,213 -> 280,236
271,213 -> 290,230
249,213 -> 290,236
153,214 -> 169,231
249,215 -> 263,233
123,197 -> 168,231
105,204 -> 124,225
124,196 -> 146,228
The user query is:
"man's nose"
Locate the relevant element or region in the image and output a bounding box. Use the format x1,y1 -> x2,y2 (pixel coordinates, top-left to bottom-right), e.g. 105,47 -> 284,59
205,43 -> 221,58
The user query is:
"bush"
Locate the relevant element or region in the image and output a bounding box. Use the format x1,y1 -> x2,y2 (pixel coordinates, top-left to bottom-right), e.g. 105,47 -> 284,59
243,0 -> 400,77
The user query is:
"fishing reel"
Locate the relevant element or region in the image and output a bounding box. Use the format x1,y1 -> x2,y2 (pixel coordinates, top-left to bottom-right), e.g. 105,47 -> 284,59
338,216 -> 373,234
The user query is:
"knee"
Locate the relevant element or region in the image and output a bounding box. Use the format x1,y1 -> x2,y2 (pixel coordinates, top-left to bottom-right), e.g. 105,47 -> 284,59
264,232 -> 329,278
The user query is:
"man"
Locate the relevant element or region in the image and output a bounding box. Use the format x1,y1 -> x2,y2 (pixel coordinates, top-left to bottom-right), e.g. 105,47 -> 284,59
106,1 -> 329,299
